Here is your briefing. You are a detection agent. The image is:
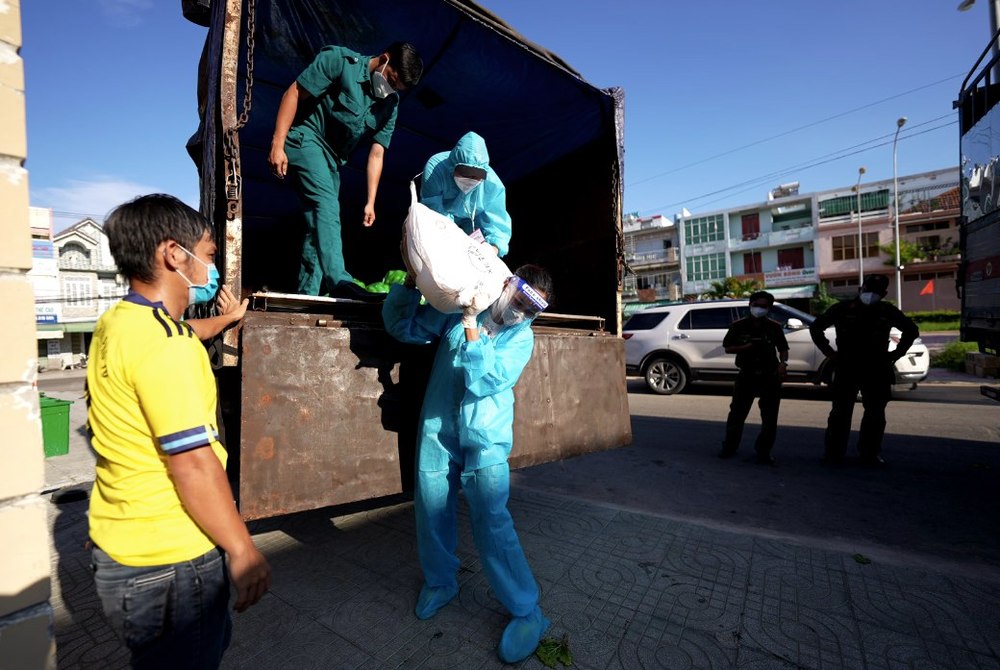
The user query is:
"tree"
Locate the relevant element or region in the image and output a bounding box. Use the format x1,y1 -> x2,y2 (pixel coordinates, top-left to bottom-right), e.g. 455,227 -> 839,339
810,282 -> 839,315
701,276 -> 761,300
879,237 -> 960,265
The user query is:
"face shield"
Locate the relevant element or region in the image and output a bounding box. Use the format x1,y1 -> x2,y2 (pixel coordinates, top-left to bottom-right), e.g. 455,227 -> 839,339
485,277 -> 549,334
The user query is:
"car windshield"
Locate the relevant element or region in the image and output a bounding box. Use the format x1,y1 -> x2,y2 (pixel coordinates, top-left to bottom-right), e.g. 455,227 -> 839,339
734,301 -> 815,327
777,302 -> 814,324
623,311 -> 669,331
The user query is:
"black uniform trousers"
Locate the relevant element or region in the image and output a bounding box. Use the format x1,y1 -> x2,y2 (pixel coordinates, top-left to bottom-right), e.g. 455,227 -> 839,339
721,369 -> 781,458
824,361 -> 894,461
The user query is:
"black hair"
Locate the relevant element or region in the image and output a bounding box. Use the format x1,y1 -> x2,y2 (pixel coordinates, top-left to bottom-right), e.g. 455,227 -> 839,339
385,42 -> 423,88
515,264 -> 554,305
861,274 -> 890,295
104,194 -> 212,283
748,290 -> 774,306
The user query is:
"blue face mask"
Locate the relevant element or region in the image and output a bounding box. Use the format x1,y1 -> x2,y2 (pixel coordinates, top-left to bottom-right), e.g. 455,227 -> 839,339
176,246 -> 220,306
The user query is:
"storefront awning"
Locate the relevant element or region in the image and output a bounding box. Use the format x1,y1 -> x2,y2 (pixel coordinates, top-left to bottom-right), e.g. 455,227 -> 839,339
35,327 -> 64,340
35,321 -> 96,337
765,284 -> 816,300
62,322 -> 96,333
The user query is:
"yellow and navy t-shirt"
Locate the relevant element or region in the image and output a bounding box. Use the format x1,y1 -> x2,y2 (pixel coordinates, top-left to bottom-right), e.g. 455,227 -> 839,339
87,292 -> 225,566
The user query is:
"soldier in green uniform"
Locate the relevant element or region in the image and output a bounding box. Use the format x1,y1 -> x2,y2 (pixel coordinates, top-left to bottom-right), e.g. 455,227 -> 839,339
269,42 -> 423,298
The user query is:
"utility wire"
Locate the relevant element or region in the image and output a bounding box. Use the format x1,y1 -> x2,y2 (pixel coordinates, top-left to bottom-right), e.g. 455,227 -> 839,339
628,73 -> 963,188
686,125 -> 960,212
642,120 -> 957,215
661,121 -> 956,213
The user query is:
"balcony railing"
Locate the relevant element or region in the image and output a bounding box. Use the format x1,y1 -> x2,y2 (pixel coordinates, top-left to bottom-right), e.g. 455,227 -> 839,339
622,217 -> 671,234
58,258 -> 119,273
728,225 -> 815,251
622,285 -> 681,301
626,248 -> 679,267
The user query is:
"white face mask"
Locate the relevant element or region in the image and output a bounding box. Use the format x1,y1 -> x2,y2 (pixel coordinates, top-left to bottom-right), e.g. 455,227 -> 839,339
454,176 -> 483,194
371,61 -> 394,99
859,291 -> 881,305
749,306 -> 769,318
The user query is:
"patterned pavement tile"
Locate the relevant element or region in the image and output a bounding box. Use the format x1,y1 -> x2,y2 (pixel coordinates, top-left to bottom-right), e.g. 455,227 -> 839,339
846,567 -> 994,657
858,626 -> 1000,670
659,535 -> 753,588
616,626 -> 739,669
46,485 -> 1000,670
740,606 -> 863,669
947,575 -> 1000,659
521,533 -> 589,585
540,583 -> 630,668
224,594 -> 340,668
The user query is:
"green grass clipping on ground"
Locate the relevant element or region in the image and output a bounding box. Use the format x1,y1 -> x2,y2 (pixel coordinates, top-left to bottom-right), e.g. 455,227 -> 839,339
536,634 -> 573,668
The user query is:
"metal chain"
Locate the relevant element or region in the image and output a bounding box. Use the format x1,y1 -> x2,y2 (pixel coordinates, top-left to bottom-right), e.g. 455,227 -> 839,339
224,0 -> 255,220
235,0 -> 255,131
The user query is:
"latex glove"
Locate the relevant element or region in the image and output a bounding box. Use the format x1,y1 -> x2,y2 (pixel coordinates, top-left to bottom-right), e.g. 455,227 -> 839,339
461,305 -> 479,330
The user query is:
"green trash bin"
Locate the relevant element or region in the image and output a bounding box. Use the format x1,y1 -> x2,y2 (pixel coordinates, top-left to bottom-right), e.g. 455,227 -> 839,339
39,394 -> 73,458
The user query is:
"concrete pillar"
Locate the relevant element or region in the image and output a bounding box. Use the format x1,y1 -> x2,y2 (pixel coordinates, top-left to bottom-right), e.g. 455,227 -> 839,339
0,0 -> 57,667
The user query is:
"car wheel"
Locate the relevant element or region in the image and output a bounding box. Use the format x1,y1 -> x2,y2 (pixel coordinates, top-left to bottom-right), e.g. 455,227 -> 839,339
644,357 -> 687,395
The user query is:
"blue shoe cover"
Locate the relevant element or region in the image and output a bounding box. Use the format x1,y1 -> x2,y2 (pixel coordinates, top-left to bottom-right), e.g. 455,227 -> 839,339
414,583 -> 458,620
497,607 -> 550,664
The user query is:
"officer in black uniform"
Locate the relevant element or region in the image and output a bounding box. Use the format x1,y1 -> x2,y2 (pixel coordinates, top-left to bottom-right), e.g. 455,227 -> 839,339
719,290 -> 789,464
809,274 -> 919,466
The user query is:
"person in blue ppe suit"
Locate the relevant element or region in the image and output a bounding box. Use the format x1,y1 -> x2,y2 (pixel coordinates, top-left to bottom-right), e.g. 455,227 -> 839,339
269,42 -> 424,299
383,263 -> 553,664
421,131 -> 512,257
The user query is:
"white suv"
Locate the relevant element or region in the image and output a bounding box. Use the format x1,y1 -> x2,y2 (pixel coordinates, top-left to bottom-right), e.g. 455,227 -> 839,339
623,300 -> 929,395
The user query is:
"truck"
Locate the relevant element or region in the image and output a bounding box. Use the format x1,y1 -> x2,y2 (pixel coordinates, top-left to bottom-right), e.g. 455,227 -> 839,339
957,27 -> 1000,401
181,0 -> 632,519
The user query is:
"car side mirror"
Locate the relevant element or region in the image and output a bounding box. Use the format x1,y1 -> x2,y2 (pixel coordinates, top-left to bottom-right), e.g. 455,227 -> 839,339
785,318 -> 806,330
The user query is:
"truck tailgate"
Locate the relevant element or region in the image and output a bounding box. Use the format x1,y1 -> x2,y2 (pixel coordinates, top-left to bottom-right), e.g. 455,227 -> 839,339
237,310 -> 630,520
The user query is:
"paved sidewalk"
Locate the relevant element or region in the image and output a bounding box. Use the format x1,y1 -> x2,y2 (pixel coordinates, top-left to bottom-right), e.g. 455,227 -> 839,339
41,366 -> 1000,669
48,482 -> 1000,669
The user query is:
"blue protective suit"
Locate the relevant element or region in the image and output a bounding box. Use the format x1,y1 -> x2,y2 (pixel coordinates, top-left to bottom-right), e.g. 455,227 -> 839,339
382,284 -> 539,618
421,132 -> 512,257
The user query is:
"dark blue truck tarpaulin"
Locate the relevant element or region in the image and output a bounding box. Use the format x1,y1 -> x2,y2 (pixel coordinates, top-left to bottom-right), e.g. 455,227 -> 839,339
188,0 -> 625,327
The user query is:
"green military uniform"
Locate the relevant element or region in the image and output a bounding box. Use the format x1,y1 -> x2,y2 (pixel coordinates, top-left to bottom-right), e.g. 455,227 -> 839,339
286,45 -> 398,295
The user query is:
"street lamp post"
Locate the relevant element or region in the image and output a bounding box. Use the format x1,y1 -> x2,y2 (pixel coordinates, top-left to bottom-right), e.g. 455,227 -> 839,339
854,167 -> 866,286
958,0 -> 1000,79
892,117 -> 907,308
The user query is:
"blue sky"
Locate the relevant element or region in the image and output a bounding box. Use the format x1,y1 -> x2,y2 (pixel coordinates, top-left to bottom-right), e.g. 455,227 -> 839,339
23,1 -> 990,231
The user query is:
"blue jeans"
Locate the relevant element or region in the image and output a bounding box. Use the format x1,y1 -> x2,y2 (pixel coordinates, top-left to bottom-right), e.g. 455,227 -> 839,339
91,545 -> 232,669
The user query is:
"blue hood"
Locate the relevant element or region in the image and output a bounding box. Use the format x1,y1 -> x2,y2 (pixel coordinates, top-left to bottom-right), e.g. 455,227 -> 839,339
448,131 -> 490,171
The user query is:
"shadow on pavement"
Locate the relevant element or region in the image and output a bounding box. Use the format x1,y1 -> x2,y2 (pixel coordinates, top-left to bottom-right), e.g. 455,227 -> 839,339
513,414 -> 1000,574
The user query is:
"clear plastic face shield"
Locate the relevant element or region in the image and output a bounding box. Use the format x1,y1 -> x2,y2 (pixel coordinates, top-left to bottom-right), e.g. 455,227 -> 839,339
485,277 -> 549,334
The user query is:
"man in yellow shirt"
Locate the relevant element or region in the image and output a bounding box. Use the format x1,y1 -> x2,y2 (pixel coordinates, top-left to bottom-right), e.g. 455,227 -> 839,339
87,194 -> 270,668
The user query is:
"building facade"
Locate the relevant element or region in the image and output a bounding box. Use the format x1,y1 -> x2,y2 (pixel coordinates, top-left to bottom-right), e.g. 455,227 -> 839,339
814,167 -> 959,311
659,168 -> 960,315
677,183 -> 818,312
29,208 -> 128,369
621,213 -> 682,317
0,2 -> 58,664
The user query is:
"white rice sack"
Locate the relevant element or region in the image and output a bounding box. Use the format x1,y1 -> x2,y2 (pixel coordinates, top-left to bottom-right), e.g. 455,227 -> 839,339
404,182 -> 510,314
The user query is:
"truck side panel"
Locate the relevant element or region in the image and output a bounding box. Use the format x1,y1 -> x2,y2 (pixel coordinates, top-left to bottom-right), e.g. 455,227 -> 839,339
190,0 -> 633,518
237,312 -> 630,520
959,54 -> 1000,355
